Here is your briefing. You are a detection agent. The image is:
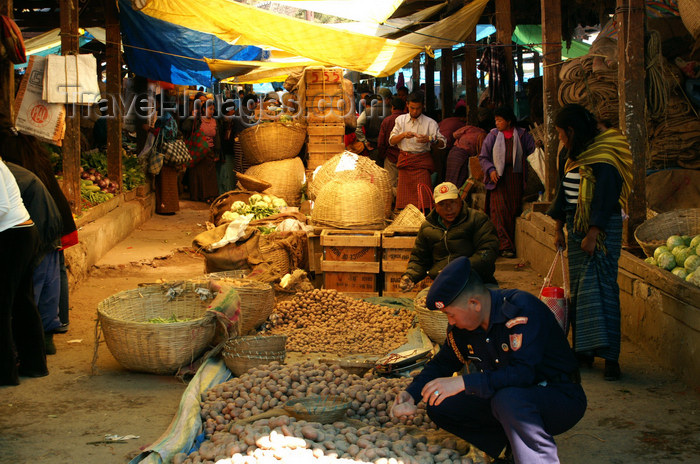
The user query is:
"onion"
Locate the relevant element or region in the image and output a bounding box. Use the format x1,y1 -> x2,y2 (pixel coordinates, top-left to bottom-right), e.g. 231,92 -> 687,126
89,175 -> 96,182
81,172 -> 90,180
98,179 -> 108,188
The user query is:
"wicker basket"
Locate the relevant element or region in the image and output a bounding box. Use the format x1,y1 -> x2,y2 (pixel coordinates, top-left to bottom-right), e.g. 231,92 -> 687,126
309,152 -> 393,218
195,275 -> 274,335
634,208 -> 700,257
311,179 -> 385,230
236,172 -> 272,192
283,396 -> 351,424
97,282 -> 216,374
259,233 -> 293,277
209,189 -> 255,225
239,122 -> 307,165
414,288 -> 447,345
678,0 -> 700,39
244,157 -> 305,206
222,334 -> 287,376
385,204 -> 426,234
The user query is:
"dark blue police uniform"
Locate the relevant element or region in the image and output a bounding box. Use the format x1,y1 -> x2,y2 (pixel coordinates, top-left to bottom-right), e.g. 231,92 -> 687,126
405,257 -> 587,463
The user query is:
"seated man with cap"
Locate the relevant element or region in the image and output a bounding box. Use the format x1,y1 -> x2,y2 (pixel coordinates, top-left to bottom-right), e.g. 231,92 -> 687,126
391,257 -> 587,463
399,182 -> 499,291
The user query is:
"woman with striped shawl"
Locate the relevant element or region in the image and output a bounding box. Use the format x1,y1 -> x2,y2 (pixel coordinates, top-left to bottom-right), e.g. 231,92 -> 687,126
547,104 -> 633,381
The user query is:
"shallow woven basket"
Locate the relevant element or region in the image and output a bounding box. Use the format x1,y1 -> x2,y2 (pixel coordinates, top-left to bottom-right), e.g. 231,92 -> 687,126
245,157 -> 305,206
236,172 -> 272,192
311,179 -> 385,230
414,288 -> 448,345
309,152 -> 393,218
222,334 -> 287,376
194,275 -> 274,335
283,396 -> 351,424
97,282 -> 216,374
239,122 -> 307,165
634,208 -> 700,257
385,204 -> 426,234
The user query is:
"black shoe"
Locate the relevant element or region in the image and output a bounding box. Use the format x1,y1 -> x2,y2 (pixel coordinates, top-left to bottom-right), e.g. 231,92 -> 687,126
576,352 -> 594,368
53,323 -> 69,334
18,367 -> 49,378
604,360 -> 621,381
44,332 -> 57,355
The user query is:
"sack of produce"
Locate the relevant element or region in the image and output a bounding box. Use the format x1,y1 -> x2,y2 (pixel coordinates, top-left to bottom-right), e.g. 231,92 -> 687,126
245,157 -> 305,207
309,151 -> 392,218
311,178 -> 385,230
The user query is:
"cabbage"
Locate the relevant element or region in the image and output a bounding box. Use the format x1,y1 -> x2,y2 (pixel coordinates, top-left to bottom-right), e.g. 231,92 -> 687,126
231,200 -> 247,211
262,195 -> 272,205
653,245 -> 669,260
688,271 -> 700,287
644,257 -> 657,266
672,267 -> 688,280
221,211 -> 239,222
666,235 -> 685,251
690,235 -> 700,250
272,198 -> 287,208
672,246 -> 692,267
685,255 -> 700,273
249,194 -> 263,204
682,235 -> 692,246
656,251 -> 676,271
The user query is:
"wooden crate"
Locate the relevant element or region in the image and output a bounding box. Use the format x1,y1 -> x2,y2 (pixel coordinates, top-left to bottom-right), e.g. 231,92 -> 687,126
383,273 -> 432,297
381,235 -> 418,273
307,123 -> 345,156
305,67 -> 344,87
320,230 -> 381,296
307,232 -> 322,273
308,153 -> 337,171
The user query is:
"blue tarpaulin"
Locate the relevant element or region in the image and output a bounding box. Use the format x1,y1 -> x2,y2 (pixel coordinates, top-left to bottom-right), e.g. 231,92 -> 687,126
118,0 -> 267,87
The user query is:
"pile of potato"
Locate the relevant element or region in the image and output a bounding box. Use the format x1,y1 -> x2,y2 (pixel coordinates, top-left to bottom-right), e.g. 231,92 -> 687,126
268,289 -> 415,354
175,415 -> 469,464
200,362 -> 434,438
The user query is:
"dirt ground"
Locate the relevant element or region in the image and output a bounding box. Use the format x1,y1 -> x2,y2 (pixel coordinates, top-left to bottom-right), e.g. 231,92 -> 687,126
2,200 -> 700,464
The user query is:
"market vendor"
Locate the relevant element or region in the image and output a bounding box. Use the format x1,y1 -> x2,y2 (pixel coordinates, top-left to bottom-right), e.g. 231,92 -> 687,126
399,182 -> 498,292
389,92 -> 446,211
391,257 -> 587,463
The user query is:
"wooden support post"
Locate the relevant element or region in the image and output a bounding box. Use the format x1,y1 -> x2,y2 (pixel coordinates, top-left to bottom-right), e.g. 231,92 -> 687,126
495,0 -> 514,106
426,55 -> 436,118
105,0 -> 123,193
465,29 -> 478,125
0,0 -> 13,121
60,0 -> 81,214
412,55 -> 421,92
617,0 -> 647,246
533,51 -> 541,78
440,47 -> 453,119
541,0 -> 562,200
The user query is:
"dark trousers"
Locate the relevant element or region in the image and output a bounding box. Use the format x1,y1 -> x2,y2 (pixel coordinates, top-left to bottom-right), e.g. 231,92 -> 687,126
58,250 -> 69,325
426,383 -> 587,463
0,225 -> 46,385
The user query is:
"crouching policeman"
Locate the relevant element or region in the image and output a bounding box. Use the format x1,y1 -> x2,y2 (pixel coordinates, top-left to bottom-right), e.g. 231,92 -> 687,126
391,257 -> 586,463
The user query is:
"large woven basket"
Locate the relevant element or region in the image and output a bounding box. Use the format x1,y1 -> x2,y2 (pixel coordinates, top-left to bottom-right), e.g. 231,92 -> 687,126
385,204 -> 426,234
309,152 -> 393,218
236,172 -> 272,192
195,275 -> 275,335
97,282 -> 216,374
222,334 -> 287,376
239,122 -> 307,165
414,288 -> 448,345
634,208 -> 700,257
311,179 -> 385,230
283,396 -> 351,424
244,157 -> 305,206
678,0 -> 700,39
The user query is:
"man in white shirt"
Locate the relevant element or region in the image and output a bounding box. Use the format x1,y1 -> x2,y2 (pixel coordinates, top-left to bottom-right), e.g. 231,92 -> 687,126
389,93 -> 446,210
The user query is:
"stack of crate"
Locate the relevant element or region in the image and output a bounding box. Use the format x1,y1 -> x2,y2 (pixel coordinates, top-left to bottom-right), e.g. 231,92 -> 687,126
381,230 -> 432,297
304,67 -> 346,171
320,229 -> 381,298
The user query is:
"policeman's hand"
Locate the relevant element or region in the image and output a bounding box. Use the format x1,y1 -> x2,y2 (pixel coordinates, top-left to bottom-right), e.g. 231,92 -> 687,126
398,275 -> 415,292
421,377 -> 466,406
489,170 -> 500,184
390,391 -> 417,418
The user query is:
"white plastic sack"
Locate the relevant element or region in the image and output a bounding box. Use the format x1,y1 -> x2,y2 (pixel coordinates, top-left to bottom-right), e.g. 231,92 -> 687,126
527,147 -> 546,186
208,214 -> 254,251
43,54 -> 101,105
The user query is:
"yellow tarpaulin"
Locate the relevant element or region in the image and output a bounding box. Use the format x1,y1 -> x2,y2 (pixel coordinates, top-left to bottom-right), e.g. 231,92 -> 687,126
138,0 -> 426,77
398,0 -> 489,48
204,57 -> 319,82
269,0 -> 406,23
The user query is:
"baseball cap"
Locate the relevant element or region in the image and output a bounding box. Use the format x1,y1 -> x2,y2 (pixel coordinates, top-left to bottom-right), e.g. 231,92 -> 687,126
426,256 -> 473,311
433,182 -> 459,203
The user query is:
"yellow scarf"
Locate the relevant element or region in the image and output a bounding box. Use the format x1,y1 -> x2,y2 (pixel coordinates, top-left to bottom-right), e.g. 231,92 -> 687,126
564,128 -> 633,250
